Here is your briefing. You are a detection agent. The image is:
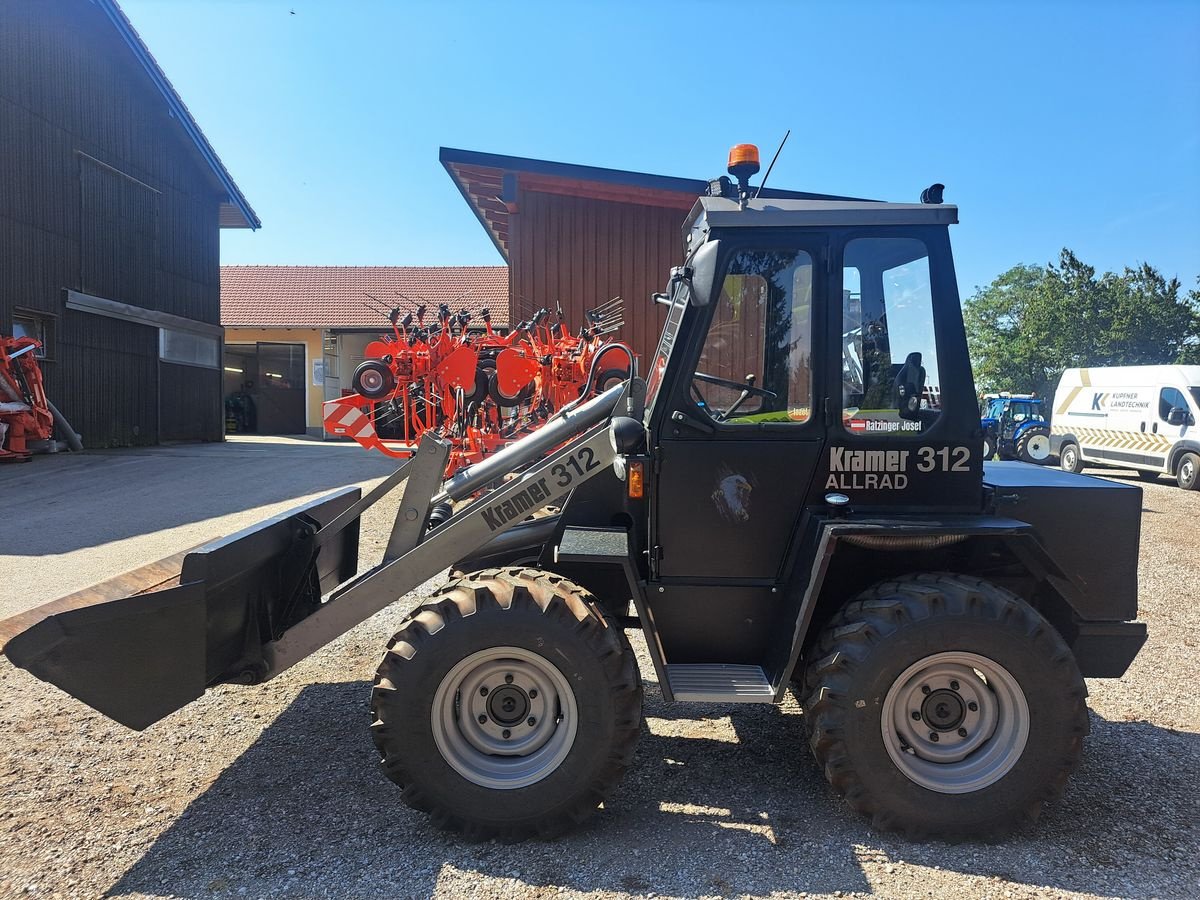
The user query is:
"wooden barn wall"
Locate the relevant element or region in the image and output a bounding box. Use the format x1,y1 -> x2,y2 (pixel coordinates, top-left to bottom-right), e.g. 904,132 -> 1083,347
0,0 -> 224,446
159,364 -> 222,443
509,190 -> 690,369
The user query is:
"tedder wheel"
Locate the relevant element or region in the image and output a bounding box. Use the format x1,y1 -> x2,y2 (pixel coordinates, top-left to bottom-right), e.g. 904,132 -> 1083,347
1177,451 -> 1200,491
352,359 -> 396,400
1059,441 -> 1084,474
370,567 -> 642,840
1015,427 -> 1052,464
801,573 -> 1088,838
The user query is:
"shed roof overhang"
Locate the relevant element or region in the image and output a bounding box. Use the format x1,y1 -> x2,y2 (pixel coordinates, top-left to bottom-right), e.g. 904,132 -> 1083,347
440,147 -> 869,262
99,0 -> 261,229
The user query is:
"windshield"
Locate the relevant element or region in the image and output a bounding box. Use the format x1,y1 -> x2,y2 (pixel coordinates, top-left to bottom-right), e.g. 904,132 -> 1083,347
1191,387 -> 1200,411
985,398 -> 1006,418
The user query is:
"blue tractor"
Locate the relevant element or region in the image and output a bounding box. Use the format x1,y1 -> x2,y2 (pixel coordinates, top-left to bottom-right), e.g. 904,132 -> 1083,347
980,393 -> 1052,464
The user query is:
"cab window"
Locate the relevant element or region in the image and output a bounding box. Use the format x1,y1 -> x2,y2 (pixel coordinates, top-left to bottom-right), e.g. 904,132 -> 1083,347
843,238 -> 940,435
1160,387 -> 1189,422
690,249 -> 814,425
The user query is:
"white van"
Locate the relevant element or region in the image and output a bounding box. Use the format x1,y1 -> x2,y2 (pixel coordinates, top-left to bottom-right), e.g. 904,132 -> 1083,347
1050,365 -> 1200,490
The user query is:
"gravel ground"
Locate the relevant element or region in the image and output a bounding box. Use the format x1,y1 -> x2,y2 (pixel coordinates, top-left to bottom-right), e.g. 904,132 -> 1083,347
1,458 -> 1197,900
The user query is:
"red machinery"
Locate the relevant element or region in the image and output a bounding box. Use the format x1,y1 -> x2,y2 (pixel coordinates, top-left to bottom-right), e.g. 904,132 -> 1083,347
323,299 -> 632,474
0,337 -> 54,462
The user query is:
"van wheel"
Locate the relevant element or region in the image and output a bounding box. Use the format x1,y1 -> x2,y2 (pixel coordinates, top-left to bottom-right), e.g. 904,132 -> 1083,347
802,573 -> 1088,838
1059,442 -> 1083,474
1178,452 -> 1200,491
370,568 -> 642,840
1016,427 -> 1051,464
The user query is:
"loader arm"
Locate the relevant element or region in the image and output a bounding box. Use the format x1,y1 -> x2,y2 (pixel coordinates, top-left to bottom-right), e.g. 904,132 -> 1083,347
0,384 -> 635,730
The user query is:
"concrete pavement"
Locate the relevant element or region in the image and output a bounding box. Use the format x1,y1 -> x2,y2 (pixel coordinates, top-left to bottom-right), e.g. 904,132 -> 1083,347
0,436 -> 399,619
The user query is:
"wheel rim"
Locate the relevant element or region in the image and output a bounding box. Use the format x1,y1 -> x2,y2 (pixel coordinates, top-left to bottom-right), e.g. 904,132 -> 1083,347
1025,434 -> 1051,461
431,646 -> 579,790
1062,447 -> 1077,470
360,369 -> 385,394
881,651 -> 1029,794
1183,458 -> 1196,483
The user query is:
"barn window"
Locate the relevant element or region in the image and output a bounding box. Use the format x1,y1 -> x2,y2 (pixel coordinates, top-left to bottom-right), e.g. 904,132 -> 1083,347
159,328 -> 219,369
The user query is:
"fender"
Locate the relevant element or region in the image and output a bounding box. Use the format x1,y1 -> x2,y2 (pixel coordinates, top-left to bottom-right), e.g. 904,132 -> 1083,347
773,514 -> 1143,694
1167,439 -> 1200,473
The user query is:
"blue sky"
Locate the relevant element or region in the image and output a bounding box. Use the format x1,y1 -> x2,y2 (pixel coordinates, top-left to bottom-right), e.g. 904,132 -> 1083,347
122,0 -> 1200,298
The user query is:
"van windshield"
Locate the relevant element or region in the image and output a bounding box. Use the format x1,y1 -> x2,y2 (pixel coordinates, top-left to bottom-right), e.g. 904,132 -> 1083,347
1191,387 -> 1200,410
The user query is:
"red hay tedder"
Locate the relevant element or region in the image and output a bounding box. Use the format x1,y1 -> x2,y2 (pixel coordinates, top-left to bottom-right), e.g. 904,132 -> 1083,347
323,298 -> 633,474
0,336 -> 55,463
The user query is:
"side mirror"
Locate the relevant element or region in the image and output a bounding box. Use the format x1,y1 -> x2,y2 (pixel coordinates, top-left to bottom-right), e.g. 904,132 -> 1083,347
1167,407 -> 1194,427
688,239 -> 720,307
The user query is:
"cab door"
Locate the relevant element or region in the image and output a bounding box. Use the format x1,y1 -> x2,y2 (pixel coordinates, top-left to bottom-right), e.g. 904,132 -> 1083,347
651,241 -> 826,578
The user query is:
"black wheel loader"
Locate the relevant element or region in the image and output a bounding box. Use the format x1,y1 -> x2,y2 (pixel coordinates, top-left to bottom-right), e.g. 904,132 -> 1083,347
0,147 -> 1146,841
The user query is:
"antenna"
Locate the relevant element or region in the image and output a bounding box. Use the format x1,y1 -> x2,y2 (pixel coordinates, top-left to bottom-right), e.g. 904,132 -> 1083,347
755,129 -> 791,199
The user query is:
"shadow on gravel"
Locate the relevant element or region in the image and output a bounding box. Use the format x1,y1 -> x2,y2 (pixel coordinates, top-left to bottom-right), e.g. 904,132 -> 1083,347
110,683 -> 1198,899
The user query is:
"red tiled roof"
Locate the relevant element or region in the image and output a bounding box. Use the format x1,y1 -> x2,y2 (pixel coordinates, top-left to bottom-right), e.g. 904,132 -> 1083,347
220,265 -> 510,329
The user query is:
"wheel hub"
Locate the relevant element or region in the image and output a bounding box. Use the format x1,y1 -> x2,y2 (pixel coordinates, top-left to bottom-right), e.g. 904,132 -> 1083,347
881,651 -> 1030,794
921,689 -> 965,731
431,647 -> 579,790
486,685 -> 530,726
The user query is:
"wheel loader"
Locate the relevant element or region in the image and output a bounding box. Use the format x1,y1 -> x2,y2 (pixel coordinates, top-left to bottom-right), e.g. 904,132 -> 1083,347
0,146 -> 1146,840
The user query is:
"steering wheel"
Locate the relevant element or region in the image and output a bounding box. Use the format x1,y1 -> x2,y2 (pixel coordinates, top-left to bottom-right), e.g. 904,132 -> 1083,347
692,371 -> 777,421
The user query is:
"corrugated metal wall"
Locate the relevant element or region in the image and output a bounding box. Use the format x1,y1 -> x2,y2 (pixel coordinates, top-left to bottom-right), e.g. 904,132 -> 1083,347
0,0 -> 225,447
510,190 -> 689,368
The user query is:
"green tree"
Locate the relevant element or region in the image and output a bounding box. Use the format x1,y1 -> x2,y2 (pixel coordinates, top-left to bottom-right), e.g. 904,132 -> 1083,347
964,250 -> 1200,398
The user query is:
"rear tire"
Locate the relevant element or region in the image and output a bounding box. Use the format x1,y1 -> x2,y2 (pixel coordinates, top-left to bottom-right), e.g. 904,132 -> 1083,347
1059,442 -> 1083,474
1177,451 -> 1200,491
1015,427 -> 1051,464
370,568 -> 642,840
802,573 -> 1088,838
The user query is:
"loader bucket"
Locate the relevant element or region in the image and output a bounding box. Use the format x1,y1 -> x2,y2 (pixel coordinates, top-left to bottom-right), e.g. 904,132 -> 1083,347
0,488 -> 361,730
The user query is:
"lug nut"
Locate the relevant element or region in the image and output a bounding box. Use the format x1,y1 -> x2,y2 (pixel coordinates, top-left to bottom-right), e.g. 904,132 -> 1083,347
911,711 -> 922,720
921,685 -> 931,695
478,714 -> 487,724
527,717 -> 537,726
967,701 -> 978,712
480,686 -> 489,696
505,673 -> 514,684
929,732 -> 939,742
958,727 -> 968,737
950,680 -> 960,691
529,689 -> 538,699
502,729 -> 511,739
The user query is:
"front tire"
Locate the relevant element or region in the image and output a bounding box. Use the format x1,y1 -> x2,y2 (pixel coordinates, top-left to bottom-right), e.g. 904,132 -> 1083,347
981,435 -> 995,461
370,568 -> 642,840
1059,441 -> 1084,474
1177,451 -> 1200,490
802,573 -> 1088,838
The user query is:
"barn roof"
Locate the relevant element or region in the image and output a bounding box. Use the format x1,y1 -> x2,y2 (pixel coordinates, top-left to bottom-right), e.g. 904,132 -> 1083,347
98,0 -> 260,229
440,146 -> 868,261
220,266 -> 510,329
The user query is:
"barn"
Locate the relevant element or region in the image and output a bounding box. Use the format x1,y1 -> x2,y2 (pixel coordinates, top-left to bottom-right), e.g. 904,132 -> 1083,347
0,0 -> 258,447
